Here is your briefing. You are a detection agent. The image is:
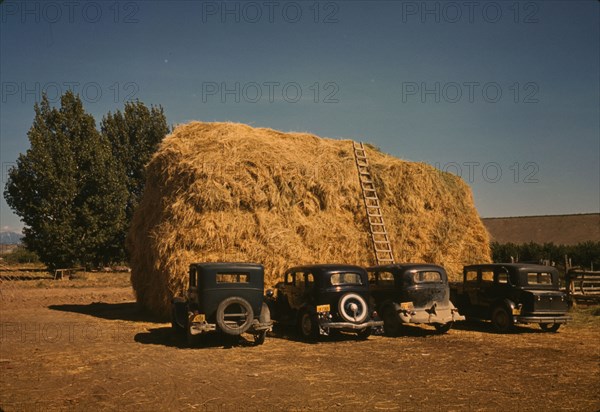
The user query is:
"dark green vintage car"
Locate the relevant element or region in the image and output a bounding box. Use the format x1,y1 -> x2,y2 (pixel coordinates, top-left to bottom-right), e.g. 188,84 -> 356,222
171,262 -> 273,346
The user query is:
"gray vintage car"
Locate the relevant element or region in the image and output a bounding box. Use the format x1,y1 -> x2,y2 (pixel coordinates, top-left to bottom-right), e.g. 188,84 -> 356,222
367,263 -> 464,335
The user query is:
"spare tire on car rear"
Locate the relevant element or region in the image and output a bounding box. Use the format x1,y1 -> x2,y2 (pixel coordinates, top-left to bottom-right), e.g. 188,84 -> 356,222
215,296 -> 254,335
338,293 -> 368,323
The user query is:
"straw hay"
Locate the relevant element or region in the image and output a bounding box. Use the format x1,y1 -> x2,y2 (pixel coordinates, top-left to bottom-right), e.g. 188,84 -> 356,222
128,122 -> 490,317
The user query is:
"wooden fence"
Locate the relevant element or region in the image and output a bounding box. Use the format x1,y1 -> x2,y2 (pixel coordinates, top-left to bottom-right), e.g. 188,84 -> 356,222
565,270 -> 600,303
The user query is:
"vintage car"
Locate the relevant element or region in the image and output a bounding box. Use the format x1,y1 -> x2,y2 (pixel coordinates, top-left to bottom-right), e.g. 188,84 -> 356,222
267,264 -> 383,340
171,262 -> 273,345
367,263 -> 464,335
450,263 -> 571,332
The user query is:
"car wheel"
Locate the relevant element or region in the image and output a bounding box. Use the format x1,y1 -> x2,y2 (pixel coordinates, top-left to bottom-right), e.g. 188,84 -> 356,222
356,328 -> 371,340
186,325 -> 201,347
297,310 -> 318,340
383,306 -> 401,337
434,322 -> 453,334
215,296 -> 254,336
491,306 -> 513,333
259,302 -> 271,324
171,306 -> 185,335
253,330 -> 267,345
539,323 -> 561,332
338,293 -> 368,323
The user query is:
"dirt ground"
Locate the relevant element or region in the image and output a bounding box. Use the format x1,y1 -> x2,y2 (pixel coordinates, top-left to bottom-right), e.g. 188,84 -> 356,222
1,274 -> 599,411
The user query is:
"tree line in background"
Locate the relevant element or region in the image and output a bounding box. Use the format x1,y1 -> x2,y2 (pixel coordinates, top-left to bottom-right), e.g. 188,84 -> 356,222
3,91 -> 169,270
491,241 -> 600,271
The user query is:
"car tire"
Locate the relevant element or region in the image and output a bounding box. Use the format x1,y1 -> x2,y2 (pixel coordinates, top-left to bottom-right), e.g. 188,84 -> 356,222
539,323 -> 561,332
356,328 -> 371,340
215,296 -> 254,336
383,306 -> 401,337
491,305 -> 513,333
434,322 -> 453,334
171,306 -> 186,335
338,293 -> 368,323
253,330 -> 267,345
186,325 -> 201,347
297,310 -> 318,340
259,302 -> 271,324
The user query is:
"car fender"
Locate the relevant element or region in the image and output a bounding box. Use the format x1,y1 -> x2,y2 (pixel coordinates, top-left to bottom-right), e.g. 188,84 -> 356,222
491,298 -> 518,317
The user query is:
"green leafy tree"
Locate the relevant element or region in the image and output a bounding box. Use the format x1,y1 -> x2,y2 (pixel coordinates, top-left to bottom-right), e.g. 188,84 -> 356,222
101,101 -> 169,260
4,92 -> 128,269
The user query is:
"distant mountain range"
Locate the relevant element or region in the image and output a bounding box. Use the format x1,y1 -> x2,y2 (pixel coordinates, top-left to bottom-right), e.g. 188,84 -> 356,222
0,231 -> 23,244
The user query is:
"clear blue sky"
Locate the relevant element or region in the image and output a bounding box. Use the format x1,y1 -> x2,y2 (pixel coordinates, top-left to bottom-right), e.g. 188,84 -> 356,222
1,0 -> 599,232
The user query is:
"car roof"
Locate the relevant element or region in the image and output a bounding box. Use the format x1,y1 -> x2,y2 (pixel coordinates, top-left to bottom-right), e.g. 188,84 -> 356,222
366,263 -> 445,272
463,263 -> 557,272
189,262 -> 264,272
285,264 -> 366,273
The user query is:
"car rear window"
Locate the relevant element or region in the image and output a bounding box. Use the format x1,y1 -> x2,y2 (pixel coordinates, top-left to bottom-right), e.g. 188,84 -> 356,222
527,272 -> 553,285
216,273 -> 249,283
330,272 -> 363,286
413,271 -> 442,283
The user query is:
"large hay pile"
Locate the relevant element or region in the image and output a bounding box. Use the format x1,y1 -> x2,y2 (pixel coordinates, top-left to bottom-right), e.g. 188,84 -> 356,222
129,122 -> 490,317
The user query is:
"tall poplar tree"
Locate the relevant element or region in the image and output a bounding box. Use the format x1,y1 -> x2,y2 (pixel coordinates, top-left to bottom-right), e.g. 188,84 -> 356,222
4,92 -> 128,269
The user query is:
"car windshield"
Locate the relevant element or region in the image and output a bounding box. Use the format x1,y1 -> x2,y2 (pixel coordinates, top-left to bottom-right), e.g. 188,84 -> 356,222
413,271 -> 442,283
527,272 -> 553,285
330,272 -> 363,286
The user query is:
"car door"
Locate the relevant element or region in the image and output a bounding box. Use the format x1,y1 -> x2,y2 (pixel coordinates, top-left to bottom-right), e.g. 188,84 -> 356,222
478,269 -> 497,309
275,271 -> 296,319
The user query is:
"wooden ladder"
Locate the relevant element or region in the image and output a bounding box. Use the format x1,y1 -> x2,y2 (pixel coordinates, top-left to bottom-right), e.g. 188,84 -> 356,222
353,142 -> 395,265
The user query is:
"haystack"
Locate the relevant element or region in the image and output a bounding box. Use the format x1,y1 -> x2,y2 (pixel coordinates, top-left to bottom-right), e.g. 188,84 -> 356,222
128,122 -> 490,317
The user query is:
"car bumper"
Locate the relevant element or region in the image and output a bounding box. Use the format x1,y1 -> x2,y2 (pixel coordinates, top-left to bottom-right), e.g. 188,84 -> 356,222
320,319 -> 384,331
189,320 -> 273,335
398,307 -> 465,325
189,322 -> 217,335
516,315 -> 571,324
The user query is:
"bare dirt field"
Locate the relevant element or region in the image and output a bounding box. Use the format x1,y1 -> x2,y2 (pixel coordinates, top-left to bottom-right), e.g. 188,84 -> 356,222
1,273 -> 599,411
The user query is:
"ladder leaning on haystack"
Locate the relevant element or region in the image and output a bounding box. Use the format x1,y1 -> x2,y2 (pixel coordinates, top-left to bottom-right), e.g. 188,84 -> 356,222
352,141 -> 395,266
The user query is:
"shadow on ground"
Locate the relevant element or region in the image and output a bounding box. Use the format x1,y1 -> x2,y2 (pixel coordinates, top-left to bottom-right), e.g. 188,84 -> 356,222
134,327 -> 266,349
452,319 -> 544,334
49,302 -> 164,324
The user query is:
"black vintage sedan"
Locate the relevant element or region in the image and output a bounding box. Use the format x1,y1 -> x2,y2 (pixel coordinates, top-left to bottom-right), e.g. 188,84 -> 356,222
268,264 -> 383,340
367,263 -> 464,335
450,263 -> 571,332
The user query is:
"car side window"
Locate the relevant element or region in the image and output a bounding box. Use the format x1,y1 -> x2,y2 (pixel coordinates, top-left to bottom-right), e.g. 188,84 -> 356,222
296,272 -> 305,289
285,272 -> 295,285
305,273 -> 314,289
481,271 -> 494,283
368,271 -> 376,284
378,271 -> 394,285
465,270 -> 478,283
496,270 -> 509,284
